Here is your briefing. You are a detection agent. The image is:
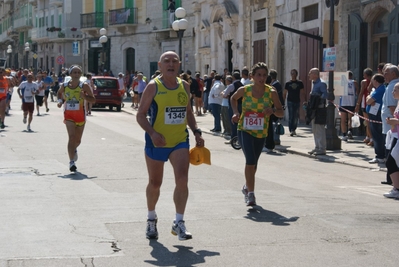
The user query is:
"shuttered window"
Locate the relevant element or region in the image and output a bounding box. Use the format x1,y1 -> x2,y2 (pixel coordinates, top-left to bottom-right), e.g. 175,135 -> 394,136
303,4 -> 318,22
255,18 -> 266,33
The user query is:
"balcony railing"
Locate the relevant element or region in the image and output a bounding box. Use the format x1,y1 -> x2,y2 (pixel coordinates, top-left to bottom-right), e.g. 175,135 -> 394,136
31,27 -> 49,40
14,17 -> 34,29
48,28 -> 84,40
109,7 -> 138,26
81,12 -> 108,29
49,0 -> 63,6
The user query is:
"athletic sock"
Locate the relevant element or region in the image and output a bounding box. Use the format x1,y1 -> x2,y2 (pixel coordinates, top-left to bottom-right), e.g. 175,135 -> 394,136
148,210 -> 157,220
175,213 -> 184,222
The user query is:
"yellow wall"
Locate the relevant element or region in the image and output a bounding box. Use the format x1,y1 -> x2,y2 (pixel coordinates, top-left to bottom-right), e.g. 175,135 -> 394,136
83,0 -> 94,13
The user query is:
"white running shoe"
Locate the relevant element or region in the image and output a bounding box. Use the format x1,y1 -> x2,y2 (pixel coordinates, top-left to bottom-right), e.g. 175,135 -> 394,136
69,162 -> 77,172
23,117 -> 27,124
383,188 -> 399,198
171,220 -> 192,240
146,219 -> 158,239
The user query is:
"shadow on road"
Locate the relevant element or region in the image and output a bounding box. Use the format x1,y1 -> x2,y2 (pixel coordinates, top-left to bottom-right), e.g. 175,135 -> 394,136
245,205 -> 299,226
145,241 -> 220,266
58,172 -> 97,180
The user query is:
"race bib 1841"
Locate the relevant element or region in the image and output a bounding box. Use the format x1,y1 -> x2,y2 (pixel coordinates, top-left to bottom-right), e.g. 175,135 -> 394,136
165,106 -> 186,124
243,111 -> 265,130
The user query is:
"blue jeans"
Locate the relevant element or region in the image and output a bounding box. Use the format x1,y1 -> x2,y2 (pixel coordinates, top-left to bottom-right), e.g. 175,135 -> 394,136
210,103 -> 221,131
273,119 -> 281,144
203,91 -> 209,111
368,112 -> 385,159
287,101 -> 300,132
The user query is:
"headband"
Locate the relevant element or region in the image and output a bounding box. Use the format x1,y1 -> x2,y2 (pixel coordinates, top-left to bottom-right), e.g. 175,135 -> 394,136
69,65 -> 82,73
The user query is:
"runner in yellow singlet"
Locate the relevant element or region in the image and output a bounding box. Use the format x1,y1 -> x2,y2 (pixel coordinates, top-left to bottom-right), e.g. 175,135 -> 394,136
137,51 -> 204,241
57,65 -> 96,172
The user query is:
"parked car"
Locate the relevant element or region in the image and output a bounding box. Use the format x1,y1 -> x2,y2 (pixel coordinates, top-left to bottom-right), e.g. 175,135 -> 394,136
91,76 -> 124,112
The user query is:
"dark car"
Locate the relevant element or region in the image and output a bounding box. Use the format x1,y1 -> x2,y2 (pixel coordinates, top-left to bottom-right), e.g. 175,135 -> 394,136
92,76 -> 124,111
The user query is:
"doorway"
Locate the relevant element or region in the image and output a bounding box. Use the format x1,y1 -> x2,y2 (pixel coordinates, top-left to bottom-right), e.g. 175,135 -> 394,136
371,12 -> 388,69
126,48 -> 135,72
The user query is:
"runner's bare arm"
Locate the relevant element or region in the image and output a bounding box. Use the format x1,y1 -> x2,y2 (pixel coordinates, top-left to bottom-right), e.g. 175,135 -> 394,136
57,84 -> 65,108
81,83 -> 96,103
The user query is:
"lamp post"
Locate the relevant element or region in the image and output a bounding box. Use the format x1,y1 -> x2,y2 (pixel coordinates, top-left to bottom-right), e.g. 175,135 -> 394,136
7,45 -> 12,68
99,28 -> 108,73
325,0 -> 341,150
172,7 -> 188,73
24,42 -> 30,69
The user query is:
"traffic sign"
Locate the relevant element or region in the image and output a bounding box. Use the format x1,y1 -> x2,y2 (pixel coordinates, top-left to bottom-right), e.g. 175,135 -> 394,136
56,55 -> 65,65
32,53 -> 38,59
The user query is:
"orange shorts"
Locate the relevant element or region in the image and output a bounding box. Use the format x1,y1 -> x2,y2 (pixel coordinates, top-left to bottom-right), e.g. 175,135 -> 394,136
64,110 -> 86,126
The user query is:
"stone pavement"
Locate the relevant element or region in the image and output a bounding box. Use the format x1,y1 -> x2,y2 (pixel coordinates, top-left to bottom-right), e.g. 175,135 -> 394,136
121,98 -> 386,172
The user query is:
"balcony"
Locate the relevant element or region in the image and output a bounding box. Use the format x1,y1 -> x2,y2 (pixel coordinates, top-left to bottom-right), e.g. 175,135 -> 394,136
4,0 -> 13,4
109,7 -> 138,32
0,31 -> 11,43
49,0 -> 63,7
30,27 -> 49,42
14,17 -> 34,30
48,28 -> 84,41
81,12 -> 108,32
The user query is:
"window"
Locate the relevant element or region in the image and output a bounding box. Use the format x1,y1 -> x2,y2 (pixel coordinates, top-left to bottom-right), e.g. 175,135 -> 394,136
255,18 -> 266,33
303,4 -> 318,22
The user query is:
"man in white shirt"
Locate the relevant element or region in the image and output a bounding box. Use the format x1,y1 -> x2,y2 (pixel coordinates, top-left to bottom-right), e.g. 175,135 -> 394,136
208,74 -> 225,132
17,73 -> 38,131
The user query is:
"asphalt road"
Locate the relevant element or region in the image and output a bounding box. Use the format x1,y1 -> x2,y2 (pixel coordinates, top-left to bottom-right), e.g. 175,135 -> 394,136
0,96 -> 398,267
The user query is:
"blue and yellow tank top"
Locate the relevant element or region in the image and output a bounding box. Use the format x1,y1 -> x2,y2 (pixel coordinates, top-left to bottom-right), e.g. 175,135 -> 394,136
238,84 -> 274,138
145,77 -> 189,148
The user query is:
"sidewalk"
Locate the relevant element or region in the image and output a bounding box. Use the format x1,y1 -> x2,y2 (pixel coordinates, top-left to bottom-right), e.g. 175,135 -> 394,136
121,98 -> 385,171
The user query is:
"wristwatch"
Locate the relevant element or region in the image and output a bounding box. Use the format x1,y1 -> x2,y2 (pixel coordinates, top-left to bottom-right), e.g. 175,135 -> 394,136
193,128 -> 202,136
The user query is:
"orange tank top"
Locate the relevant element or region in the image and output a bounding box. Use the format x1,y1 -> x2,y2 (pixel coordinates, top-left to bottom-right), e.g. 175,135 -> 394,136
0,77 -> 8,98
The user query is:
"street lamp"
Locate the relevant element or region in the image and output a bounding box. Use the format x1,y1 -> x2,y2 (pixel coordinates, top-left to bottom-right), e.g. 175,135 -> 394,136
325,0 -> 341,150
24,42 -> 30,69
7,45 -> 12,68
99,28 -> 108,73
172,7 -> 188,72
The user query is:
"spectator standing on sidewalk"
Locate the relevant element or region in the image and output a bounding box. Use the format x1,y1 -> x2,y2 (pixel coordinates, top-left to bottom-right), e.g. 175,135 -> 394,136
226,72 -> 244,144
270,69 -> 284,145
382,64 -> 399,139
355,68 -> 373,145
340,71 -> 358,141
220,75 -> 233,137
194,73 -> 204,116
203,71 -> 215,113
136,73 -> 147,108
241,68 -> 252,86
307,68 -> 328,155
208,74 -> 224,132
384,82 -> 399,198
283,69 -> 304,136
366,74 -> 386,163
